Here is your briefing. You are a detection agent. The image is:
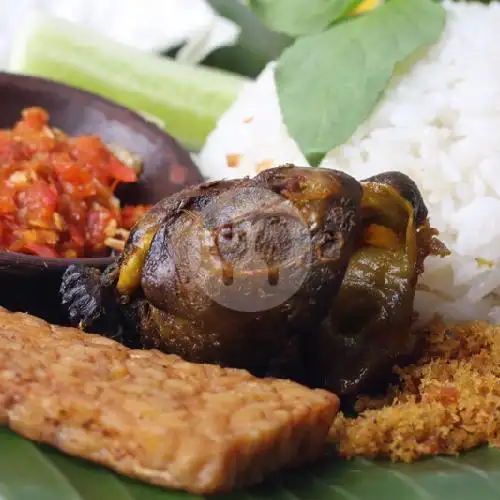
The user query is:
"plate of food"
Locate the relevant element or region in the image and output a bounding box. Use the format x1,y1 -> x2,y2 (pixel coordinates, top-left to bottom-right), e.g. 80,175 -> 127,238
1,1 -> 500,499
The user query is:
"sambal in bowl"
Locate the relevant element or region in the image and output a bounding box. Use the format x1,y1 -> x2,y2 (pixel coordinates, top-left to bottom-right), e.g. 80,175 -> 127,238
0,72 -> 202,322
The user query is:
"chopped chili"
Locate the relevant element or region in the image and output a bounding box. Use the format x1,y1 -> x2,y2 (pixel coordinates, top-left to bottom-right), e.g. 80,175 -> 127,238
0,107 -> 152,258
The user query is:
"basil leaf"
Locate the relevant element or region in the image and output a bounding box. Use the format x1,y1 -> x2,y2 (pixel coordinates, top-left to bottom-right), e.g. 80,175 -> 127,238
275,0 -> 446,166
248,0 -> 363,37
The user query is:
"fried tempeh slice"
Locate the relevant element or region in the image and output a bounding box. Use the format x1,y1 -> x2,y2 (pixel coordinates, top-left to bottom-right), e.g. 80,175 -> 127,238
0,307 -> 339,494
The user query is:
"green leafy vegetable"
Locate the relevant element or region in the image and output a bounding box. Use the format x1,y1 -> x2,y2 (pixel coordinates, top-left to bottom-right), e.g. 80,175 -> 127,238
3,427 -> 500,500
275,0 -> 445,166
205,0 -> 292,78
248,0 -> 363,37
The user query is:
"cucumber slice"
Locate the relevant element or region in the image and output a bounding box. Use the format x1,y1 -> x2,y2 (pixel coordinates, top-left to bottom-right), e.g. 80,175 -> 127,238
9,12 -> 249,151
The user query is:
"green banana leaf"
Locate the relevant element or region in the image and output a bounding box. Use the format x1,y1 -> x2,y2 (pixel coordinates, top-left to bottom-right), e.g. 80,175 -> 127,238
2,426 -> 500,500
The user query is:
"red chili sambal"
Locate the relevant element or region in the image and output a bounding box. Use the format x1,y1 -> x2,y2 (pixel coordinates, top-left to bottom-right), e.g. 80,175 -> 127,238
0,107 -> 151,258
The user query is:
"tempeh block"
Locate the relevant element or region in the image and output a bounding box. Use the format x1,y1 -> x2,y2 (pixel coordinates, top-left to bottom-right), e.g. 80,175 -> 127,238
0,307 -> 339,494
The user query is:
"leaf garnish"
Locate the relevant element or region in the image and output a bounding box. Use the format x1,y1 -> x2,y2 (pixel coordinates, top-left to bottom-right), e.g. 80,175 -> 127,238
248,0 -> 364,37
274,0 -> 446,166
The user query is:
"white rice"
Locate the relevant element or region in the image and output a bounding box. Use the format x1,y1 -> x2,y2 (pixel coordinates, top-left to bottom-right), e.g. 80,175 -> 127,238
198,1 -> 500,324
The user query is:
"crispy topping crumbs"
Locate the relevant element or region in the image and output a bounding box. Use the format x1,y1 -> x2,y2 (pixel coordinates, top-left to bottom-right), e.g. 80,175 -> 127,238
330,320 -> 500,462
226,153 -> 241,168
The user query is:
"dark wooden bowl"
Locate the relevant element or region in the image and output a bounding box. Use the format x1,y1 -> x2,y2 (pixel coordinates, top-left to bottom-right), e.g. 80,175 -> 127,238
0,72 -> 204,324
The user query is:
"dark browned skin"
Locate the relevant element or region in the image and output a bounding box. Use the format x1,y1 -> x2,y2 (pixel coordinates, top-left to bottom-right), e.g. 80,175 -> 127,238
61,166 -> 446,395
62,166 -> 363,375
364,171 -> 428,226
305,173 -> 446,397
136,166 -> 363,372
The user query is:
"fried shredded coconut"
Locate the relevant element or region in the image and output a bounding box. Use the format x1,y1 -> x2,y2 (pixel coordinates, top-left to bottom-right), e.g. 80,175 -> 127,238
331,320 -> 500,462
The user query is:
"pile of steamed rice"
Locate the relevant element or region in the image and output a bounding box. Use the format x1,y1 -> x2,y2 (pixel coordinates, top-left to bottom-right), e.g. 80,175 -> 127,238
199,1 -> 500,324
